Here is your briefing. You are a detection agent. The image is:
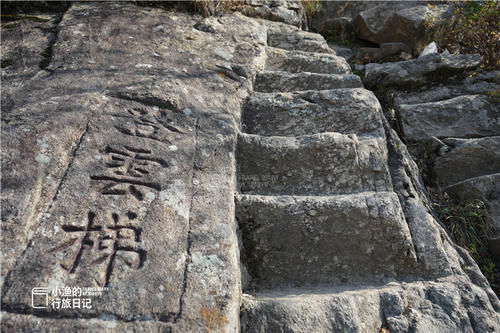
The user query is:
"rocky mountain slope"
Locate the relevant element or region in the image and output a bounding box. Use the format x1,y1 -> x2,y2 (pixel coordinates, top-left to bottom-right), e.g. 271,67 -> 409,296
1,1 -> 499,332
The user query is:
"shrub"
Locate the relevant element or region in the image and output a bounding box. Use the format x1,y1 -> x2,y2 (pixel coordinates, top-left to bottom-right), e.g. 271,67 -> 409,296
425,1 -> 500,70
432,193 -> 499,294
301,0 -> 321,29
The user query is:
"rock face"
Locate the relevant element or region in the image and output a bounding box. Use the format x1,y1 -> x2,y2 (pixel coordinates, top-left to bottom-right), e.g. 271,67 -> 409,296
353,2 -> 448,52
363,53 -> 483,90
241,0 -> 303,27
235,15 -> 499,333
364,51 -> 500,269
1,2 -> 267,331
1,2 -> 500,332
310,1 -> 448,57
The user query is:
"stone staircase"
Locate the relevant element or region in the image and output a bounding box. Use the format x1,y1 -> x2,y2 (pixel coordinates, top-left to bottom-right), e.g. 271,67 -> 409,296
236,25 -> 425,332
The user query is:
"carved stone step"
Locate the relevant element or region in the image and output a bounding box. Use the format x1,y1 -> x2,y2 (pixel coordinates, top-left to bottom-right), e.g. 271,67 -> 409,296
265,47 -> 351,74
237,133 -> 392,195
237,192 -> 416,291
242,88 -> 384,137
254,71 -> 362,93
267,24 -> 332,53
240,279 -> 491,333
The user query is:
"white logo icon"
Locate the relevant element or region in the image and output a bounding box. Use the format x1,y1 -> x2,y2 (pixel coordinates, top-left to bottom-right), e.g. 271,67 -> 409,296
32,287 -> 49,308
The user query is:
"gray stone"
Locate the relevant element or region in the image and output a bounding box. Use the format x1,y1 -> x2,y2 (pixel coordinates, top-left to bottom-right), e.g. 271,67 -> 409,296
0,13 -> 61,80
392,71 -> 500,106
434,137 -> 500,186
241,0 -> 303,27
363,53 -> 483,90
397,95 -> 500,141
310,1 -> 380,39
265,47 -> 350,74
0,312 -> 171,332
237,133 -> 392,195
237,192 -> 417,291
354,3 -> 448,52
355,42 -> 412,63
242,88 -> 384,136
2,2 -> 500,331
444,174 -> 500,232
1,3 -> 268,331
267,23 -> 332,53
330,44 -> 353,60
254,71 -> 362,92
241,278 -> 500,333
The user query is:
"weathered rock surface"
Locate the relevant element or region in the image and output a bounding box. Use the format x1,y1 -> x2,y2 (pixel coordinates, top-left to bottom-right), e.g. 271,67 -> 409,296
237,192 -> 416,291
241,277 -> 499,333
393,71 -> 500,106
242,88 -> 384,136
254,71 -> 362,92
265,47 -> 350,74
353,2 -> 448,52
1,2 -> 267,331
234,10 -> 499,332
444,174 -> 500,229
433,137 -> 500,186
241,0 -> 303,27
267,23 -> 332,53
2,2 -> 500,332
237,133 -> 392,195
398,95 -> 500,141
363,53 -> 483,90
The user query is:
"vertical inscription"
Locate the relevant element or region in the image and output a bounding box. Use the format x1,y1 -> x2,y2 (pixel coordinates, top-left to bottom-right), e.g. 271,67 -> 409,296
51,104 -> 182,286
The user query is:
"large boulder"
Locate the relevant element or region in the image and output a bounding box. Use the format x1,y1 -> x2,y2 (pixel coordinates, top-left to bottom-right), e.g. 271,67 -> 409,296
241,0 -> 303,26
397,95 -> 500,141
353,2 -> 449,53
433,137 -> 500,187
363,53 -> 483,90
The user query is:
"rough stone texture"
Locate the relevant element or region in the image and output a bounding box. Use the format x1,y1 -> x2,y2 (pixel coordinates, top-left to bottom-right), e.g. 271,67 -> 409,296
397,95 -> 500,141
392,71 -> 500,106
236,17 -> 500,329
1,2 -> 268,331
237,133 -> 392,195
241,0 -> 303,27
0,312 -> 172,332
241,277 -> 499,333
0,14 -> 61,81
2,2 -> 500,332
356,42 -> 412,63
353,2 -> 448,52
237,192 -> 417,291
433,137 -> 500,186
363,53 -> 483,90
310,1 -> 379,37
254,71 -> 362,92
265,47 -> 350,74
267,23 -> 332,53
445,174 -> 500,228
242,88 -> 384,136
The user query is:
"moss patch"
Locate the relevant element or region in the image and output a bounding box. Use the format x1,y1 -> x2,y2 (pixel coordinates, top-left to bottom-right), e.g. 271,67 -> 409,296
1,14 -> 50,23
1,59 -> 13,68
39,45 -> 53,69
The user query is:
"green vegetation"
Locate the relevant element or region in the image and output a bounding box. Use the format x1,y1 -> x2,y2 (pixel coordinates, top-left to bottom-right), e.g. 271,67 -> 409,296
432,193 -> 499,294
425,1 -> 499,70
353,69 -> 365,77
1,59 -> 13,68
39,46 -> 53,69
301,0 -> 321,29
0,14 -> 50,23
